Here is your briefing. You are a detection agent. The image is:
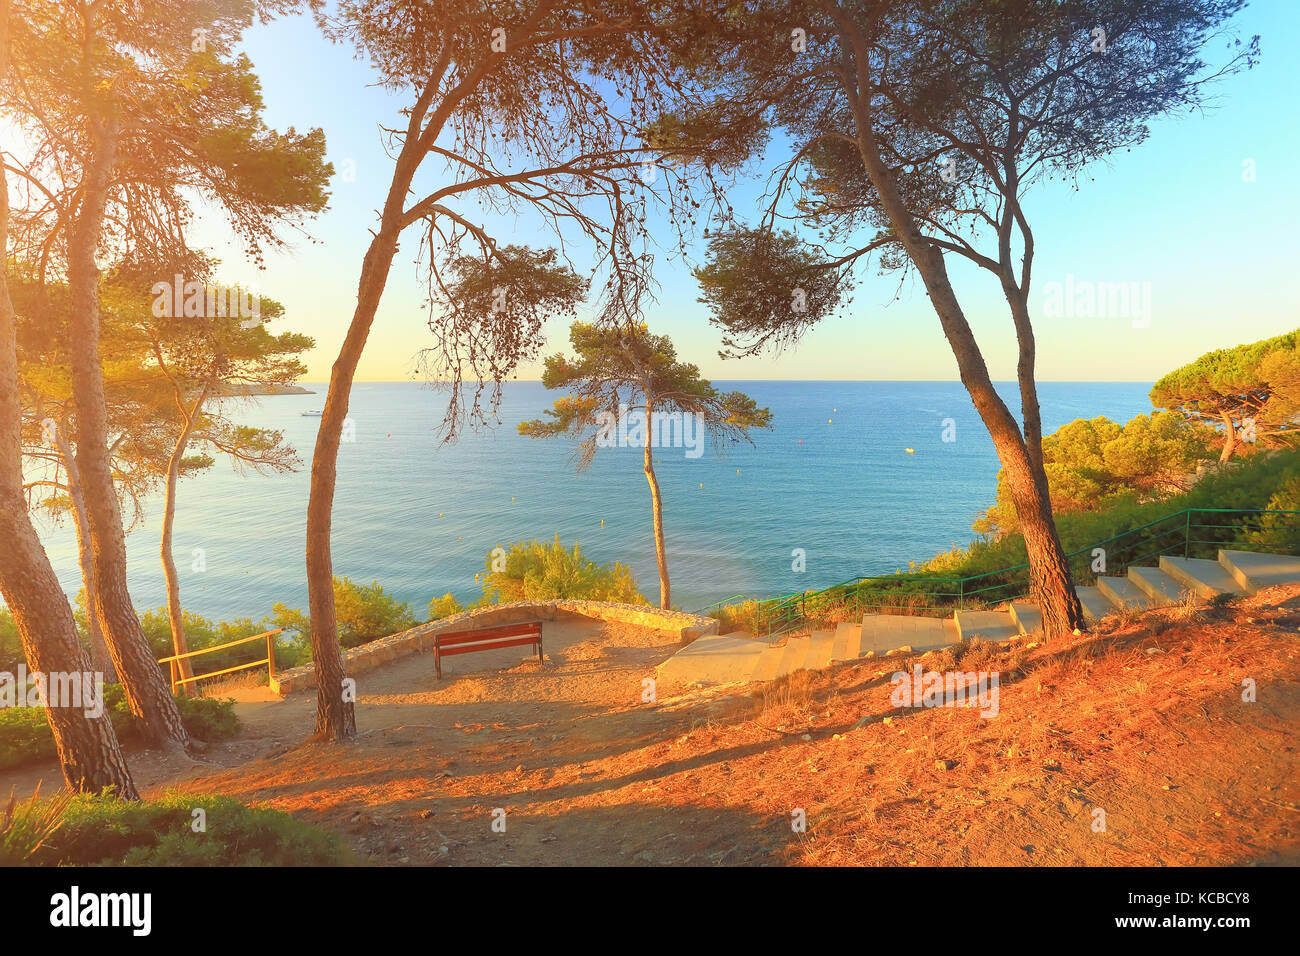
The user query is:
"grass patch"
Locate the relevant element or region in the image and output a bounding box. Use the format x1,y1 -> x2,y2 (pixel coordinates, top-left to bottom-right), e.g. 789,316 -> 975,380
18,790 -> 349,866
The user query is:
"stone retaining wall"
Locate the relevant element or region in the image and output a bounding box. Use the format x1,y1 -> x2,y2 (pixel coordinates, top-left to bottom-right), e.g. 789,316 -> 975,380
270,600 -> 719,696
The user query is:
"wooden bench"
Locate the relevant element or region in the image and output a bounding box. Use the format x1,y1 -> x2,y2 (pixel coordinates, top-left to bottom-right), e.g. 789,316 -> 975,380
432,621 -> 543,679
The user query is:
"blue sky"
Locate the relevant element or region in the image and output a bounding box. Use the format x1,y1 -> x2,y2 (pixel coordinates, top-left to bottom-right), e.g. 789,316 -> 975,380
195,0 -> 1300,385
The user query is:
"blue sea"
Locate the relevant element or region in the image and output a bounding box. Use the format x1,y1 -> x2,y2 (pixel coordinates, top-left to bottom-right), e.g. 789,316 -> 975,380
30,381 -> 1153,621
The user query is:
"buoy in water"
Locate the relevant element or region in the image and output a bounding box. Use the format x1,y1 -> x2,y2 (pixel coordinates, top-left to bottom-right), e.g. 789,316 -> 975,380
600,518 -> 605,526
905,448 -> 915,454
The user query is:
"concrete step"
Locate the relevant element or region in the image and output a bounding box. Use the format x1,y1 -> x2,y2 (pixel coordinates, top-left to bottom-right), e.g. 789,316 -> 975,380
773,635 -> 810,678
1128,565 -> 1190,606
1218,549 -> 1300,594
803,629 -> 837,670
655,631 -> 765,687
1097,575 -> 1159,610
1074,586 -> 1116,622
1159,555 -> 1242,600
1008,601 -> 1042,636
831,622 -> 862,662
953,610 -> 1019,642
860,614 -> 960,655
747,641 -> 787,684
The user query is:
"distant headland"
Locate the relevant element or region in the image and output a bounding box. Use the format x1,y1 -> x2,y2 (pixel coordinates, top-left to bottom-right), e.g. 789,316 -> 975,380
215,383 -> 315,397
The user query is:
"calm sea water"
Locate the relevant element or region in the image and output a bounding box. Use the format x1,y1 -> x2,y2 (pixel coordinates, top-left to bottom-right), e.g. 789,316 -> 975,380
29,381 -> 1152,620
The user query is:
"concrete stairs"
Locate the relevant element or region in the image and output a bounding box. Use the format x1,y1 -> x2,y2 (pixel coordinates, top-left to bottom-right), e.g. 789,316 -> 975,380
656,548 -> 1300,690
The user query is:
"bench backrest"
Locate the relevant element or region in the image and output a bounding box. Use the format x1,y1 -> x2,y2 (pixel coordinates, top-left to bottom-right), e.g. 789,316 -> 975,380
436,620 -> 541,651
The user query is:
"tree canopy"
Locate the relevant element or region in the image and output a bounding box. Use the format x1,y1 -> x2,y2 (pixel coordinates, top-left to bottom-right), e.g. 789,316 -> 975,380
1151,330 -> 1300,461
976,411 -> 1218,536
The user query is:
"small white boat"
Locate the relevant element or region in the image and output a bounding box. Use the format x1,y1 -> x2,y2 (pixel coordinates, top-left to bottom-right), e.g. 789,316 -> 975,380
301,409 -> 323,417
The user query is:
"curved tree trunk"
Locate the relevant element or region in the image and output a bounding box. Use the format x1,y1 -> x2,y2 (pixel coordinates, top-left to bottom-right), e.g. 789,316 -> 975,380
306,228 -> 402,741
642,403 -> 671,608
0,506 -> 139,798
65,112 -> 189,749
0,145 -> 137,796
305,74 -> 439,740
63,449 -> 116,683
830,10 -> 1085,637
159,390 -> 206,693
1218,409 -> 1237,462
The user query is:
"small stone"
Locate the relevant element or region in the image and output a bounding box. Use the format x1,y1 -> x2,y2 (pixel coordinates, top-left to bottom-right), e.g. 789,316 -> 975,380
634,850 -> 655,864
934,759 -> 957,771
419,809 -> 435,820
438,845 -> 449,855
800,733 -> 812,742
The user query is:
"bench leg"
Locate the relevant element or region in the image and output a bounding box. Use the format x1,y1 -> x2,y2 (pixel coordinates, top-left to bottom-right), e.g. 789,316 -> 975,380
536,637 -> 543,665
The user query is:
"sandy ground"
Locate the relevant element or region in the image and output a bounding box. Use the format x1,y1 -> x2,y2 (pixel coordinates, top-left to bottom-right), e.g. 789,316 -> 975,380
5,595 -> 1298,867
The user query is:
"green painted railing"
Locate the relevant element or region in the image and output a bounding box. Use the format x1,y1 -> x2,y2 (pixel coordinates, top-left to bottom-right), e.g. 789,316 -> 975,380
695,508 -> 1300,637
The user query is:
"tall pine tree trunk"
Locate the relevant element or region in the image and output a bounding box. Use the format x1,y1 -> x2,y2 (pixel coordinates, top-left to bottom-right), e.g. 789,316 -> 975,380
0,136 -> 137,796
306,225 -> 403,740
65,110 -> 189,748
830,9 -> 1085,636
642,401 -> 671,608
159,390 -> 206,692
58,432 -> 116,683
305,81 -> 437,739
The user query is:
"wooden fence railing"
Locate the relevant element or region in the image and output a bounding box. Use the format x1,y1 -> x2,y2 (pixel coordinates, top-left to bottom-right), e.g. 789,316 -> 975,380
158,628 -> 282,694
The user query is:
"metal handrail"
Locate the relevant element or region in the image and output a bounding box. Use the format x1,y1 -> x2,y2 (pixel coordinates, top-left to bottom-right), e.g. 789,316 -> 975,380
159,627 -> 283,693
713,508 -> 1300,635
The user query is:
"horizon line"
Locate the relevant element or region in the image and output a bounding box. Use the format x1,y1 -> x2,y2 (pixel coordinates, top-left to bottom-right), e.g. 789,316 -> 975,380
318,378 -> 1157,385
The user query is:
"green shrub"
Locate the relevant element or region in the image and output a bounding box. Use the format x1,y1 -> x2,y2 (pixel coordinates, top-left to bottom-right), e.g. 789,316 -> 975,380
0,611 -> 21,675
0,707 -> 60,770
173,695 -> 241,741
427,592 -> 463,620
1243,476 -> 1300,551
480,535 -> 647,604
975,411 -> 1217,536
28,791 -> 348,866
271,575 -> 419,650
0,686 -> 241,771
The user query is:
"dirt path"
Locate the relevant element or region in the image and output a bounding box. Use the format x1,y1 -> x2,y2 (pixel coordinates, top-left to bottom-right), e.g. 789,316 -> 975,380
6,613 -> 780,865
6,596 -> 1297,867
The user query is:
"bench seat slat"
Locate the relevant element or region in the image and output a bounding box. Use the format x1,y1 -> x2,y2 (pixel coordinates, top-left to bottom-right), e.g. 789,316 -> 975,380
437,634 -> 543,657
